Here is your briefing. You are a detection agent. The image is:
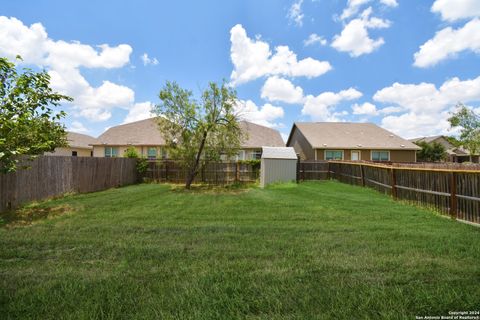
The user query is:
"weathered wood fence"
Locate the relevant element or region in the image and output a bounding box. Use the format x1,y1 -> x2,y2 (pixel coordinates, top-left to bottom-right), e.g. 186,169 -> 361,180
145,160 -> 259,184
298,161 -> 480,225
0,156 -> 138,212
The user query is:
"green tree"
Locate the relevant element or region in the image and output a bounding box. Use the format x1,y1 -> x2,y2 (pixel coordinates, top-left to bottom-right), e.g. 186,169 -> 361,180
448,103 -> 480,160
415,141 -> 447,162
0,56 -> 72,173
153,80 -> 243,189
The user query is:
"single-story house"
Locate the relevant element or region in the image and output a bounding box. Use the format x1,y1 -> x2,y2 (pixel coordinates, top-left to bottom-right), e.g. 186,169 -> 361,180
286,122 -> 420,162
46,132 -> 97,157
92,118 -> 284,160
410,135 -> 479,163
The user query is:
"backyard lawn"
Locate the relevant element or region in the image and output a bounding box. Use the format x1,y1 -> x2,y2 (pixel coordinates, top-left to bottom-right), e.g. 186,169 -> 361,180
1,181 -> 479,319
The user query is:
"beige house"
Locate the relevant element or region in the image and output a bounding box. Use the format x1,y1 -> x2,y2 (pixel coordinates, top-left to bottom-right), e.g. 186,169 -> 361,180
47,132 -> 97,157
92,118 -> 284,159
287,122 -> 420,162
410,135 -> 478,163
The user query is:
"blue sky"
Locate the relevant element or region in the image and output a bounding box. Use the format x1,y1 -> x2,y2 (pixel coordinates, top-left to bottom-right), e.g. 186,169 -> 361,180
1,0 -> 480,140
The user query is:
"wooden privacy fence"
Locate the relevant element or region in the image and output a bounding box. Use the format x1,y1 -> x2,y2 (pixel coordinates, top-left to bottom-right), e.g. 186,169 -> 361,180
0,156 -> 138,212
145,160 -> 259,184
321,161 -> 479,225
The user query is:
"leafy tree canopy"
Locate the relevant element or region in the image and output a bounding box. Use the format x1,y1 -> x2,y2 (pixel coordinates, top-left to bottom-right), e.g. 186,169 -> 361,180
0,56 -> 72,173
448,103 -> 480,156
153,80 -> 244,189
415,141 -> 447,162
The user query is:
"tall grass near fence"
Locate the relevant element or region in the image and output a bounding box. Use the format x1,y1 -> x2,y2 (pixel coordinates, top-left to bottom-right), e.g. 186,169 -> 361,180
298,161 -> 480,225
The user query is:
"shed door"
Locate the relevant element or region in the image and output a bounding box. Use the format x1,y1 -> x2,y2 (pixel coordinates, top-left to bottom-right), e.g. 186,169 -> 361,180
351,151 -> 360,161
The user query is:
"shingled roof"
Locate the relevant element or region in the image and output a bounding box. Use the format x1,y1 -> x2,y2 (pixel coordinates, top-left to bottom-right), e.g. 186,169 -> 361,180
239,121 -> 284,148
93,118 -> 284,148
288,122 -> 420,150
94,118 -> 165,146
67,132 -> 97,149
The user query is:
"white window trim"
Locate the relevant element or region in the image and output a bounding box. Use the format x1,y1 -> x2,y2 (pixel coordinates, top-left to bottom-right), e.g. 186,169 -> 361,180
324,150 -> 344,160
370,150 -> 390,161
351,150 -> 361,161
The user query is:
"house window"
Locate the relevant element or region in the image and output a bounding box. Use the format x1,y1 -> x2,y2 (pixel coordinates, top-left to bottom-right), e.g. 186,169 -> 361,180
147,147 -> 157,160
371,151 -> 389,161
160,148 -> 168,159
105,147 -> 118,158
251,150 -> 262,160
236,150 -> 245,161
325,150 -> 343,160
72,151 -> 78,157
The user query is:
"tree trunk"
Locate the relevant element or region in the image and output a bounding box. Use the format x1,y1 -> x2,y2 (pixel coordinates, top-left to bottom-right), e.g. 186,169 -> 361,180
185,131 -> 208,189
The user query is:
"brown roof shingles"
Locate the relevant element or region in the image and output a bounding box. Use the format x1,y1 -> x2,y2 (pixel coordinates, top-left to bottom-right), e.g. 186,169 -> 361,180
92,118 -> 284,148
66,132 -> 97,149
289,122 -> 420,150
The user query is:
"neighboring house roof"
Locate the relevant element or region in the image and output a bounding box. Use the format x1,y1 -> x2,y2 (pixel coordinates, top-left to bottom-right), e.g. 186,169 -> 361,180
409,135 -> 474,156
240,121 -> 285,148
67,132 -> 97,150
288,122 -> 420,150
92,118 -> 284,148
94,118 -> 166,146
262,147 -> 297,159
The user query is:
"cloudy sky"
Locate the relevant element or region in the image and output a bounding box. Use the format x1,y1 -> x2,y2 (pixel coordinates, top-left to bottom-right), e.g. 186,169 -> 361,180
1,0 -> 480,140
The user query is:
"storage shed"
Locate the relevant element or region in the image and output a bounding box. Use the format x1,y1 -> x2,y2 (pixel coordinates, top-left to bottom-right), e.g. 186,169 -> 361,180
260,147 -> 298,188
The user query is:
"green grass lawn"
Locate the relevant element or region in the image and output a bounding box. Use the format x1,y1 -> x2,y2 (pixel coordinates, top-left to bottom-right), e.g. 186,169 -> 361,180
1,181 -> 479,319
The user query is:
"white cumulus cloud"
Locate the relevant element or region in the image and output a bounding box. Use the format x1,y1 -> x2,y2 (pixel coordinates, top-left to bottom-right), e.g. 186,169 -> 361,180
0,16 -> 134,122
332,7 -> 391,57
413,18 -> 480,68
261,76 -> 304,104
374,75 -> 480,137
68,121 -> 89,134
287,0 -> 304,26
229,24 -> 332,85
140,53 -> 159,66
304,33 -> 327,46
431,0 -> 480,22
123,101 -> 155,124
302,88 -> 362,121
234,100 -> 285,128
352,102 -> 378,115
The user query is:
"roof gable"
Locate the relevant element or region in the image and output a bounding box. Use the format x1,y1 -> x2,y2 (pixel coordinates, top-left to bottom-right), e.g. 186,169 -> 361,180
67,132 -> 97,149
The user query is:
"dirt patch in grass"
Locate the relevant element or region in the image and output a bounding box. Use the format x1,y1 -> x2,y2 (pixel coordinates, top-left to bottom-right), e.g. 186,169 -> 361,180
169,182 -> 256,194
0,204 -> 76,228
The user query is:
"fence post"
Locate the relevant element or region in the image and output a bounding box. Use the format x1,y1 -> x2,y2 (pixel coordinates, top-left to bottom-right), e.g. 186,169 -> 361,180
450,172 -> 457,220
165,160 -> 169,182
327,162 -> 331,180
236,162 -> 240,183
391,168 -> 397,199
296,156 -> 300,183
360,164 -> 365,187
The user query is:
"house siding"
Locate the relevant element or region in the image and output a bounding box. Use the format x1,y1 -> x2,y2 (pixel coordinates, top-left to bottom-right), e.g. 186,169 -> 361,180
93,145 -> 165,158
46,147 -> 92,157
287,127 -> 315,160
314,149 -> 416,162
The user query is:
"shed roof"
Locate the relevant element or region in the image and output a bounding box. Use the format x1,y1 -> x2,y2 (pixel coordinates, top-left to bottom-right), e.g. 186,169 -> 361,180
288,122 -> 420,150
262,147 -> 298,159
67,132 -> 97,149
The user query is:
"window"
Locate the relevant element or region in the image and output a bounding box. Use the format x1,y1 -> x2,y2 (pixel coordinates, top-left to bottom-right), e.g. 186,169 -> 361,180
236,150 -> 245,161
325,150 -> 343,160
105,147 -> 118,158
251,150 -> 262,160
72,151 -> 78,157
161,148 -> 168,159
371,151 -> 389,161
147,147 -> 157,160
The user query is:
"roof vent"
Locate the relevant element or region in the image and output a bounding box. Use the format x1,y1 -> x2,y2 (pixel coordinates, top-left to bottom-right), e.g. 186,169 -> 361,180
357,144 -> 362,147
323,143 -> 327,146
401,144 -> 405,148
389,134 -> 394,138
